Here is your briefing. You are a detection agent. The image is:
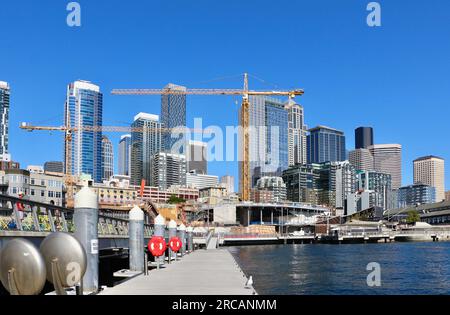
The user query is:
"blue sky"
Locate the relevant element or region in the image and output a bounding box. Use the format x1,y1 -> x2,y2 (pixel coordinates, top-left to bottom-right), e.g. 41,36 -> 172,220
0,0 -> 449,190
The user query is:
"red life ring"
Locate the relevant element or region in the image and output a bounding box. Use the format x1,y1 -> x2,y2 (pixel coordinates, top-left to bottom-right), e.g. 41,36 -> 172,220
148,236 -> 167,257
16,194 -> 25,211
169,237 -> 182,252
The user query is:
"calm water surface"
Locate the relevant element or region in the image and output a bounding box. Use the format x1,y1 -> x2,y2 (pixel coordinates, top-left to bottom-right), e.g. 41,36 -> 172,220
229,242 -> 450,295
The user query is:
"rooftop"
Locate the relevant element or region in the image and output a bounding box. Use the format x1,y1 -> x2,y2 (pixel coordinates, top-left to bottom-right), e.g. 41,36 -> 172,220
414,155 -> 444,162
72,80 -> 100,92
134,112 -> 159,122
308,125 -> 344,134
0,81 -> 9,89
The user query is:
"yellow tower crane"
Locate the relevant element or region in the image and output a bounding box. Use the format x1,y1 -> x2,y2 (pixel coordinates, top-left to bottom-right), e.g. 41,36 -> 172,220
111,73 -> 304,201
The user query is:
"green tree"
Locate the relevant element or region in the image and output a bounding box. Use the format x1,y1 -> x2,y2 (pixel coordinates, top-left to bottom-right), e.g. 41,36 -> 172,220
406,210 -> 420,224
167,194 -> 185,204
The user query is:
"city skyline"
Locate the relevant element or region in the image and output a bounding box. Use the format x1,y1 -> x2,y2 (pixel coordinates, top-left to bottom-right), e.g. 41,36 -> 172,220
1,1 -> 449,190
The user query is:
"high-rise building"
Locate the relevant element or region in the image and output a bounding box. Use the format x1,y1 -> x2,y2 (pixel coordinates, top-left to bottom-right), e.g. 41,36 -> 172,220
329,161 -> 357,209
254,176 -> 287,203
150,152 -> 186,190
186,170 -> 218,190
102,136 -> 114,181
355,127 -> 374,149
220,175 -> 235,194
345,190 -> 377,216
161,84 -> 187,152
285,100 -> 307,166
398,184 -> 436,208
349,148 -> 374,171
368,144 -> 402,190
239,96 -> 289,193
64,80 -> 103,182
118,134 -> 131,176
0,81 -> 10,161
282,164 -> 322,205
186,140 -> 207,174
307,126 -> 346,164
44,161 -> 64,173
130,113 -> 163,186
357,170 -> 392,210
413,155 -> 445,202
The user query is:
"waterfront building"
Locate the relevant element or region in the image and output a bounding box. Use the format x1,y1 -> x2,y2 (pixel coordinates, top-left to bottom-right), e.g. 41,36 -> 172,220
285,100 -> 307,166
118,134 -> 131,176
161,84 -> 187,152
368,144 -> 402,190
199,186 -> 228,205
345,190 -> 376,215
254,176 -> 287,203
64,80 -> 103,182
328,161 -> 357,210
186,140 -> 207,174
130,113 -> 162,186
131,184 -> 199,204
27,165 -> 44,174
150,152 -> 186,190
220,175 -> 235,194
307,125 -> 346,164
250,189 -> 275,204
413,155 -> 445,202
0,169 -> 64,206
398,184 -> 436,208
186,170 -> 218,190
348,148 -> 374,171
282,164 -> 322,205
102,135 -> 114,181
0,159 -> 20,171
0,81 -> 10,161
72,175 -> 137,208
355,127 -> 374,149
357,170 -> 392,210
239,96 -> 289,194
283,161 -> 356,209
44,161 -> 64,173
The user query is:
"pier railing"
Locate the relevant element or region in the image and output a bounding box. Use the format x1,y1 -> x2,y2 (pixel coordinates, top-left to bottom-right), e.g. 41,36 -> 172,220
0,194 -> 153,237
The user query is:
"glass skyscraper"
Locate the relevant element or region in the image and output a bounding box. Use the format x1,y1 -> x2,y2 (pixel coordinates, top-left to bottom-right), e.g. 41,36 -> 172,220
130,113 -> 162,186
161,83 -> 186,152
118,134 -> 131,176
307,125 -> 346,164
355,126 -> 374,149
241,96 -> 289,188
102,135 -> 114,181
0,81 -> 10,160
64,80 -> 103,183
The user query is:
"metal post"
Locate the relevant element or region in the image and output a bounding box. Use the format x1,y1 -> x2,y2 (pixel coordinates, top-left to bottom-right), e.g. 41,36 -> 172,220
129,205 -> 144,272
168,220 -> 177,262
178,224 -> 186,257
153,214 -> 166,265
74,186 -> 99,294
186,226 -> 193,252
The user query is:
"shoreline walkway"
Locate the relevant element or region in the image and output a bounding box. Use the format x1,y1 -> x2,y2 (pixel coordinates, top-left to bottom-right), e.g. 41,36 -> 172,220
99,249 -> 256,295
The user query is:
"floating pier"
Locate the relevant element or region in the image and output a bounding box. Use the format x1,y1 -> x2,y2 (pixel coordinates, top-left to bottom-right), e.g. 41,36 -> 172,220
99,249 -> 256,295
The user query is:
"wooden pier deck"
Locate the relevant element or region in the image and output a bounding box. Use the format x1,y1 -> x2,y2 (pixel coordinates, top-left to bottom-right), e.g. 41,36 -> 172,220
99,249 -> 256,295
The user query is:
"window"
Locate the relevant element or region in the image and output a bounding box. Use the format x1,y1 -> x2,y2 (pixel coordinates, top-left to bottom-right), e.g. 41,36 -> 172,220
31,189 -> 35,196
41,190 -> 45,197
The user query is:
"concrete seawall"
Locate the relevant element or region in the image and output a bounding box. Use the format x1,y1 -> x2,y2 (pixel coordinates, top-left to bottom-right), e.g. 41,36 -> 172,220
99,249 -> 256,295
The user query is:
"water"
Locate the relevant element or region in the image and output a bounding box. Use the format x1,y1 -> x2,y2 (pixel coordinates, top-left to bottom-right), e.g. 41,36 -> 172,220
229,242 -> 450,295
